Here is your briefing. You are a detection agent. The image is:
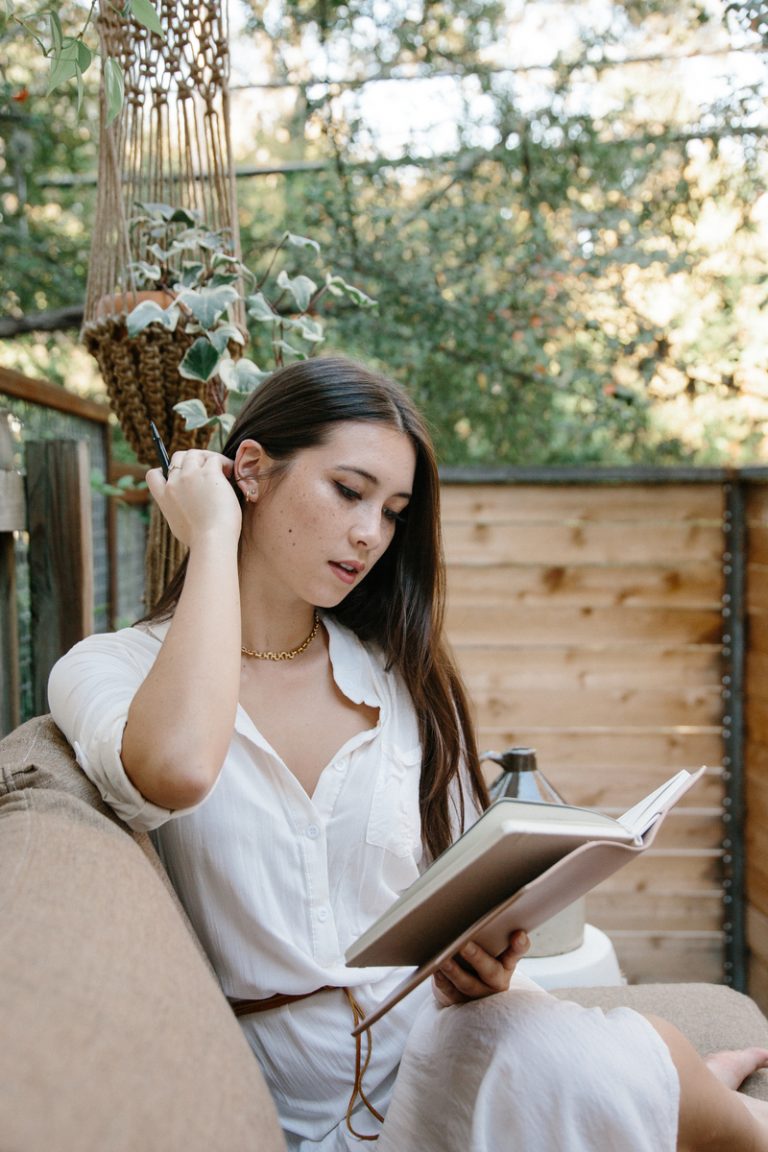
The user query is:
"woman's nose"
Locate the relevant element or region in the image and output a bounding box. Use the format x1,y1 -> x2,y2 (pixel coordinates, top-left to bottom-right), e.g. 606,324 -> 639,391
352,505 -> 383,549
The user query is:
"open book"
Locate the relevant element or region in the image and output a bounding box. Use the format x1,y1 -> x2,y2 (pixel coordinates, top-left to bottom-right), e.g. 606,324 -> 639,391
345,766 -> 706,1032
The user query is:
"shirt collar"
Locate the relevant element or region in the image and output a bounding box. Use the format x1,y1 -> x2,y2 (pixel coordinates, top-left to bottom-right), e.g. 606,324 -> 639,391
321,613 -> 383,710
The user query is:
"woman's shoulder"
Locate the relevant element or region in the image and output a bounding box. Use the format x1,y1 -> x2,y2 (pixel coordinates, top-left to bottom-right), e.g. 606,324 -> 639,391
49,620 -> 170,685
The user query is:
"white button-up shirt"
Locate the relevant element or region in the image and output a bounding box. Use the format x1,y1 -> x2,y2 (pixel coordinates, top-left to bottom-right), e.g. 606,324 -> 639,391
48,614 -> 463,1149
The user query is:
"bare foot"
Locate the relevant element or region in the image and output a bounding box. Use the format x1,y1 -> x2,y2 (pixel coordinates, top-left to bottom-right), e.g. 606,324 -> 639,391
705,1047 -> 768,1090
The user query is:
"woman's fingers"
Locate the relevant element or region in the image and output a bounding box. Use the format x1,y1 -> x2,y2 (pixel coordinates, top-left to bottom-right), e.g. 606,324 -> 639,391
166,448 -> 230,474
433,931 -> 531,1006
499,929 -> 531,969
145,466 -> 166,502
145,450 -> 240,545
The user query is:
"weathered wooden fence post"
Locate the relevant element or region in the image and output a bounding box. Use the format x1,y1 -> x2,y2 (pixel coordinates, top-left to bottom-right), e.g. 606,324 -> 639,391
0,412 -> 24,737
24,440 -> 94,717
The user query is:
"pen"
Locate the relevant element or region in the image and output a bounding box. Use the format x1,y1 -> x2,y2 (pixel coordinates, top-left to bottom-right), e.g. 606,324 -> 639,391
150,421 -> 171,478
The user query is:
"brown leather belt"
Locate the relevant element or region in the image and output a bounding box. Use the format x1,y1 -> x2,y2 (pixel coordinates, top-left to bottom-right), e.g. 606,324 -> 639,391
228,985 -> 335,1018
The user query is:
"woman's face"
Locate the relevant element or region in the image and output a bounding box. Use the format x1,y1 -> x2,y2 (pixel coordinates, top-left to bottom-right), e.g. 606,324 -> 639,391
239,420 -> 417,608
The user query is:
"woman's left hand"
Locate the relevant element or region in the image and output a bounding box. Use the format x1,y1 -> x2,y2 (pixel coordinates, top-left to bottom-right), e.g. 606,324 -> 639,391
432,929 -> 530,1006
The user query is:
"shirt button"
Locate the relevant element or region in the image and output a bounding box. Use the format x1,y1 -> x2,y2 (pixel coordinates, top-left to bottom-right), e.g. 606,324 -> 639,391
306,824 -> 320,839
317,906 -> 329,922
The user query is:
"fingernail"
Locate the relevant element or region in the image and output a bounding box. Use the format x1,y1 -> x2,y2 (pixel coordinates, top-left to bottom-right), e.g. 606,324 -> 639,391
516,932 -> 530,952
464,942 -> 477,957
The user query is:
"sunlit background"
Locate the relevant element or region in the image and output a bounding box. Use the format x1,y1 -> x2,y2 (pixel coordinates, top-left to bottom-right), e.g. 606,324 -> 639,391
2,0 -> 768,466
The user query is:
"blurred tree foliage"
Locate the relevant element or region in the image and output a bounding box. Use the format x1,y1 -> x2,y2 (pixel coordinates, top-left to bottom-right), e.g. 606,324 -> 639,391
3,0 -> 768,465
0,5 -> 98,317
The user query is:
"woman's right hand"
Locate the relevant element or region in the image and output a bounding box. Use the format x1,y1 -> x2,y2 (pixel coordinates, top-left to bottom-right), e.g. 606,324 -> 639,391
146,449 -> 241,549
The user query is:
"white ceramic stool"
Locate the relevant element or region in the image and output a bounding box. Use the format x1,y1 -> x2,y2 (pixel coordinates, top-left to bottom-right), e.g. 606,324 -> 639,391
518,923 -> 625,990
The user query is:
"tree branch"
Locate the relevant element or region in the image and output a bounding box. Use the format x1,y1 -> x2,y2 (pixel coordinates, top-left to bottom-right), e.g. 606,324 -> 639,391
0,305 -> 84,338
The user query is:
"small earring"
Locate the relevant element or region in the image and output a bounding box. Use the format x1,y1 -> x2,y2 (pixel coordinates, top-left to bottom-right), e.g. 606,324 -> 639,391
246,488 -> 257,502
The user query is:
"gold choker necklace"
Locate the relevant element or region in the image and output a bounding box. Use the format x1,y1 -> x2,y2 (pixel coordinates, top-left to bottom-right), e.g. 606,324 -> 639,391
241,612 -> 321,662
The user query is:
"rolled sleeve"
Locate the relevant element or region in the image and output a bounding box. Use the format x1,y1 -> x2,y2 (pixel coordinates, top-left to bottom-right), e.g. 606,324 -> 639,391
47,627 -> 195,833
70,730 -> 174,833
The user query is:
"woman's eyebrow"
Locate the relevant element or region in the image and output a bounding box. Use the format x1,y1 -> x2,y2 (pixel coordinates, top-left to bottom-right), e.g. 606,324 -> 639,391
337,464 -> 412,500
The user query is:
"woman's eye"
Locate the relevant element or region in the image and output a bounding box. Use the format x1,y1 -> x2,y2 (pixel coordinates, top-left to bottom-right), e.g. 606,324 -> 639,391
384,507 -> 407,525
335,481 -> 360,502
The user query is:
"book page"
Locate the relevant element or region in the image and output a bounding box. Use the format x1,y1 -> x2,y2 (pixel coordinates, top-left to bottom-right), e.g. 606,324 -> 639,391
617,770 -> 693,838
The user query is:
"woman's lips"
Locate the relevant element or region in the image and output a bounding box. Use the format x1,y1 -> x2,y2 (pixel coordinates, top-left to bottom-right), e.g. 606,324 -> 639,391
329,561 -> 361,585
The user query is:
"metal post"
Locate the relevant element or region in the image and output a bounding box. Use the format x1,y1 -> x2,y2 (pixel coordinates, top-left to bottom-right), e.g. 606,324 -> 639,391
722,479 -> 747,991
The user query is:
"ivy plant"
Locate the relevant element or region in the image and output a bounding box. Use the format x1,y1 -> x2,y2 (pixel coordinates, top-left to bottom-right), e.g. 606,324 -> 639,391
123,201 -> 376,446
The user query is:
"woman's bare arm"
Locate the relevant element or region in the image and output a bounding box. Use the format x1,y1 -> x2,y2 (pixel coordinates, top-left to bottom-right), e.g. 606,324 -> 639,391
120,451 -> 242,809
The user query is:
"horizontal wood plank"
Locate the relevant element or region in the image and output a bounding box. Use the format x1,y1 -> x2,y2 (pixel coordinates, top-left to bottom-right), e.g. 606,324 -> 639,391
0,366 -> 110,423
594,850 -> 723,893
447,562 -> 723,607
471,683 -> 723,728
587,891 -> 722,933
442,485 -> 723,523
443,519 -> 723,565
611,933 -> 723,984
447,604 -> 723,645
459,645 -> 722,687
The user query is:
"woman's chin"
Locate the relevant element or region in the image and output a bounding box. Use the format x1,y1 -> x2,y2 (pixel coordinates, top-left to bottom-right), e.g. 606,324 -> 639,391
313,583 -> 358,610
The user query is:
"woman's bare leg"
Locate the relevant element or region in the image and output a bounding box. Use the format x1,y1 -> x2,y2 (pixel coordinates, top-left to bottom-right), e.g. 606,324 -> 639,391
646,1014 -> 768,1150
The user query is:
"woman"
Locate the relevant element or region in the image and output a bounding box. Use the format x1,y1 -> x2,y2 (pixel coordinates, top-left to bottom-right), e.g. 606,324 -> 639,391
49,356 -> 768,1151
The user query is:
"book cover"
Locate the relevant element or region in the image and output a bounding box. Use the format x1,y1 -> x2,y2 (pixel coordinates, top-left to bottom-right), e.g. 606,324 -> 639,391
345,766 -> 706,1033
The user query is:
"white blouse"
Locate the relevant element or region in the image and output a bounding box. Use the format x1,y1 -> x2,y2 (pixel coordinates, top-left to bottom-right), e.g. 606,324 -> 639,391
48,614 -> 465,1149
47,617 -> 679,1152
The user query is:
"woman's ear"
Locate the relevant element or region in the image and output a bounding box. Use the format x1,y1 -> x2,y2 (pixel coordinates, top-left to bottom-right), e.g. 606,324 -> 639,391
234,439 -> 268,504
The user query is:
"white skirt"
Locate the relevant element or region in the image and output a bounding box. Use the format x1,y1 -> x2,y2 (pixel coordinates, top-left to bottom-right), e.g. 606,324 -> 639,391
376,973 -> 680,1152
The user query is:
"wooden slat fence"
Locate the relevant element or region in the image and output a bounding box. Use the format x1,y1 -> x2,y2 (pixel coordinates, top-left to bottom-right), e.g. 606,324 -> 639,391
441,481 -> 727,985
0,367 -> 147,733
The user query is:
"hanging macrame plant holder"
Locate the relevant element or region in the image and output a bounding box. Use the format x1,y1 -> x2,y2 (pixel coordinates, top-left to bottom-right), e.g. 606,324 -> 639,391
82,0 -> 243,607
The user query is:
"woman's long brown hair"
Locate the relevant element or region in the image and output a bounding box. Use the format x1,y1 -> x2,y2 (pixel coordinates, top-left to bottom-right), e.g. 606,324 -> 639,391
145,357 -> 489,859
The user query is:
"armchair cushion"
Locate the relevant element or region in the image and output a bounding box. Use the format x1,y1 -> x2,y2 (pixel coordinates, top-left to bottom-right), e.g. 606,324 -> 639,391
0,716 -> 285,1152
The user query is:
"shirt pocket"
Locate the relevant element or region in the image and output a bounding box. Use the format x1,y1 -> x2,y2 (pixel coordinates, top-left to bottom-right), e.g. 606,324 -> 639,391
365,745 -> 423,873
